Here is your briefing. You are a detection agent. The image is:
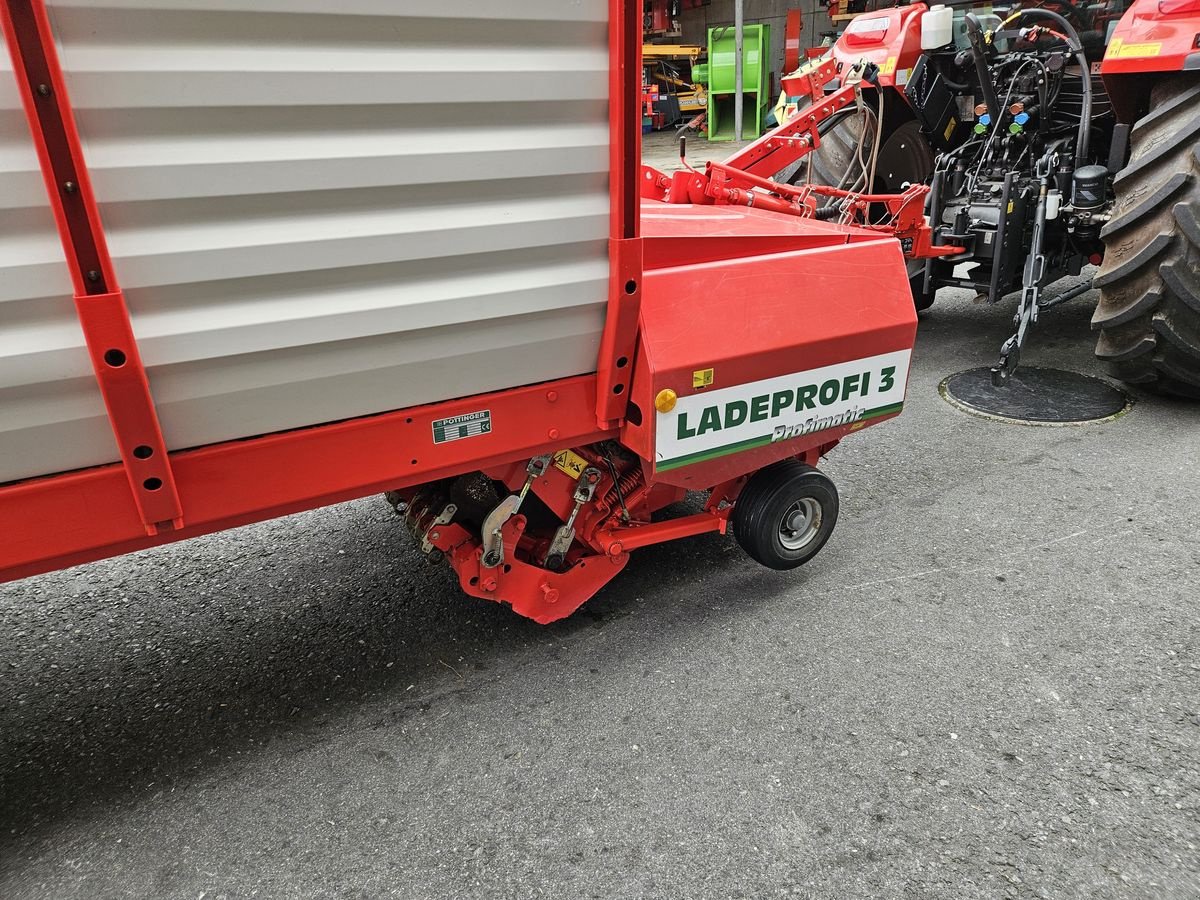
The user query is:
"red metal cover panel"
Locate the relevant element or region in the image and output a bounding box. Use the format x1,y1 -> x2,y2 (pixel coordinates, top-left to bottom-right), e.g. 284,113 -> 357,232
623,230 -> 916,488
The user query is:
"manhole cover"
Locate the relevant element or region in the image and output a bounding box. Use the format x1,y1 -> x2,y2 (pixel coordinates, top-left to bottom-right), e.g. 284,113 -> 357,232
939,367 -> 1133,425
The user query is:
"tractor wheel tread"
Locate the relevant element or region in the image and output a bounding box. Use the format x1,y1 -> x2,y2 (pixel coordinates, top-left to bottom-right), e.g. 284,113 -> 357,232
1151,312 -> 1200,369
1094,325 -> 1155,362
1174,200 -> 1200,249
1128,80 -> 1200,138
1096,76 -> 1200,395
1160,259 -> 1200,315
1090,285 -> 1161,330
1116,112 -> 1200,184
1102,170 -> 1190,239
1092,231 -> 1173,288
1152,362 -> 1200,397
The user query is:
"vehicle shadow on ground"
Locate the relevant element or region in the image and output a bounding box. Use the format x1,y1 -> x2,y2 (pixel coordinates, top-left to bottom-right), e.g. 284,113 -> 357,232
0,497 -> 786,845
916,282 -> 1102,367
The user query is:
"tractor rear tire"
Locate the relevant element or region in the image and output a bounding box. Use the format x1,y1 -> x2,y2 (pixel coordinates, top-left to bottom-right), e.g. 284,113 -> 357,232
778,107 -> 874,189
733,461 -> 839,571
1093,76 -> 1200,399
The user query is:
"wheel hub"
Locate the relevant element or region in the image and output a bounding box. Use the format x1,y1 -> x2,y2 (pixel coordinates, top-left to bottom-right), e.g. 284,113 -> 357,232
779,497 -> 822,551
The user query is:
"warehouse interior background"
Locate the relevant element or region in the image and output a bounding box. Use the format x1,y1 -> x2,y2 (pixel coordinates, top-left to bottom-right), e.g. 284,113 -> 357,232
679,0 -> 831,61
642,0 -> 857,144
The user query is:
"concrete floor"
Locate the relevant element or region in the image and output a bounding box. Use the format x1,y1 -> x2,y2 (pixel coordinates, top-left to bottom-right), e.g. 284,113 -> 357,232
642,129 -> 756,174
2,194 -> 1198,897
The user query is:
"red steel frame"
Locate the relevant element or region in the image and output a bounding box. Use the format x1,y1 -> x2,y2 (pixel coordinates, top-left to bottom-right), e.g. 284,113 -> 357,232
0,0 -> 642,582
2,0 -> 182,534
595,0 -> 644,425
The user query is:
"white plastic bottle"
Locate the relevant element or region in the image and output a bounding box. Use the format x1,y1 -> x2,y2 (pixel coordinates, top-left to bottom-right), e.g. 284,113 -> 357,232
921,4 -> 955,49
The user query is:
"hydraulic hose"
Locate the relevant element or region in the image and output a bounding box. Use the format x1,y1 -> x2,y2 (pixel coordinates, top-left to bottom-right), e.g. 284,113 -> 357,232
1005,8 -> 1093,170
963,14 -> 1001,124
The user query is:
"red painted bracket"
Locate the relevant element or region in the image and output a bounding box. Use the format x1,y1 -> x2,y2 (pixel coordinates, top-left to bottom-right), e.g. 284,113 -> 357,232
784,8 -> 804,75
595,237 -> 644,426
2,0 -> 183,533
596,0 -> 645,426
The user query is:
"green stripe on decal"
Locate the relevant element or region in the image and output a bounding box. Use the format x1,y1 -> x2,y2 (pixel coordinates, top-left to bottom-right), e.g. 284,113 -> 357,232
656,402 -> 904,472
863,402 -> 904,420
656,434 -> 773,472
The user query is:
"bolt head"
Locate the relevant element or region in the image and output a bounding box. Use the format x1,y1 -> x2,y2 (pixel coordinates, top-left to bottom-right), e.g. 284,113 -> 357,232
548,428 -> 560,440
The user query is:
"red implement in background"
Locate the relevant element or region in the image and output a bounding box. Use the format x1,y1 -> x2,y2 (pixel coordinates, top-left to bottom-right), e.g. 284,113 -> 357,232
643,64 -> 963,261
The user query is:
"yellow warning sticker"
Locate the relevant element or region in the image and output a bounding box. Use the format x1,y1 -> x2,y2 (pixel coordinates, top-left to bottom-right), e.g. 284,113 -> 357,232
1106,37 -> 1163,59
693,368 -> 715,389
553,449 -> 589,480
944,116 -> 957,142
879,56 -> 897,76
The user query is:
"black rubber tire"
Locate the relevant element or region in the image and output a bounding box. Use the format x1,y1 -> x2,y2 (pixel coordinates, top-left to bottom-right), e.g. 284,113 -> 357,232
810,108 -> 873,189
1092,76 -> 1200,399
778,107 -> 874,188
732,461 -> 839,571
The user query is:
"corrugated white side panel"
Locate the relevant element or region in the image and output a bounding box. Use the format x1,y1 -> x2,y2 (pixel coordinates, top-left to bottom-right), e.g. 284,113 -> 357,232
0,30 -> 120,483
0,0 -> 610,483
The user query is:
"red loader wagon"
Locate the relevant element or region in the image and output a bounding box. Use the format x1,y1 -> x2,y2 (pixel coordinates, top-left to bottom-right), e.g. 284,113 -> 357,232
0,0 -> 918,623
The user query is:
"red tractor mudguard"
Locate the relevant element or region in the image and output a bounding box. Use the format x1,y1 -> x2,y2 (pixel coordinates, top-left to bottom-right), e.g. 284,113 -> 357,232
1102,0 -> 1200,121
830,2 -> 928,88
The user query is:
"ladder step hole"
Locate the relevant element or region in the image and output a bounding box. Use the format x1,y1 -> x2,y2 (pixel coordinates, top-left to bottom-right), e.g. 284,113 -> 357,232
103,348 -> 127,368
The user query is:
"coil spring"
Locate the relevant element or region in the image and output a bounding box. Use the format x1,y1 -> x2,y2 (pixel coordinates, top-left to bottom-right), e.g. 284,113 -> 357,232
602,466 -> 643,513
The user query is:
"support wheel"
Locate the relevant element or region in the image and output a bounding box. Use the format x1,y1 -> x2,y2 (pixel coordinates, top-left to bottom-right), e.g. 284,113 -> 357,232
733,461 -> 839,570
1093,76 -> 1200,398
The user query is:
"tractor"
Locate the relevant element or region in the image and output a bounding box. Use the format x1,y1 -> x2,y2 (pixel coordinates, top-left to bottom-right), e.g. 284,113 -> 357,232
790,0 -> 1200,394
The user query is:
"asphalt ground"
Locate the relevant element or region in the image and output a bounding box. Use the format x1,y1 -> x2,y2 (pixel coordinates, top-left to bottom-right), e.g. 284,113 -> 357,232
2,170 -> 1198,896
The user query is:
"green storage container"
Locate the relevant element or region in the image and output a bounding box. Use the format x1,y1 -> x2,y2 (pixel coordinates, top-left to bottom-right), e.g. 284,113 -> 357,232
705,23 -> 771,142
